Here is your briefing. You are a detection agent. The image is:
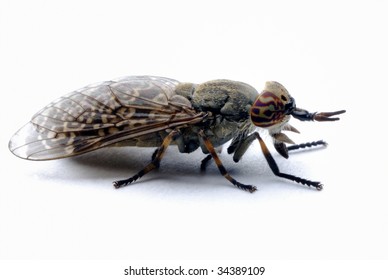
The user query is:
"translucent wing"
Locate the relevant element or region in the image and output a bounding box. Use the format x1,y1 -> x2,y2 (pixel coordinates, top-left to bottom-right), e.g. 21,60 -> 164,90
9,76 -> 204,160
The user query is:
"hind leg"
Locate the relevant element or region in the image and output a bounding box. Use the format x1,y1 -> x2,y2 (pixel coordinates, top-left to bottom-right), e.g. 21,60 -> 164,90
113,129 -> 180,188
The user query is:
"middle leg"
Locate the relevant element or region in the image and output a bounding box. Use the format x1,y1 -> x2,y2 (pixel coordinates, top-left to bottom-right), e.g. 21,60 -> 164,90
198,130 -> 257,193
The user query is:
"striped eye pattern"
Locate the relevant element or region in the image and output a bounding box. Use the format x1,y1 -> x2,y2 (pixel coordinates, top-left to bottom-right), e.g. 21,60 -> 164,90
250,81 -> 293,128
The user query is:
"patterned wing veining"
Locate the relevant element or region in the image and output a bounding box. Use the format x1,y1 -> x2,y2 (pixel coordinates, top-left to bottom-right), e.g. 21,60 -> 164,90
9,76 -> 204,160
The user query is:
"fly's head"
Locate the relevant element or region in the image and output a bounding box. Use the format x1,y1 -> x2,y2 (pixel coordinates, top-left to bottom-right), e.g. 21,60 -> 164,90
250,81 -> 345,158
250,82 -> 297,157
250,81 -> 298,158
250,81 -> 295,130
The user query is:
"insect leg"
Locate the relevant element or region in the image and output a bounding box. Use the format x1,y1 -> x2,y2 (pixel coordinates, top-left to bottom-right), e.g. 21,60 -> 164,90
275,140 -> 328,159
230,133 -> 257,163
287,140 -> 327,152
200,146 -> 222,171
198,130 -> 257,193
151,148 -> 159,161
255,132 -> 323,190
200,155 -> 212,171
113,129 -> 180,188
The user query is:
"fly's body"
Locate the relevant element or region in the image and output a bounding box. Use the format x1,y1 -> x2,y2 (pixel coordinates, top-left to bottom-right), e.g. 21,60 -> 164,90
9,76 -> 345,192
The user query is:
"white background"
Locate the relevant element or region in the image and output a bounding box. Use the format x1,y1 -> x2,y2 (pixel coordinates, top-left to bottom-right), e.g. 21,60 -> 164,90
1,0 -> 387,278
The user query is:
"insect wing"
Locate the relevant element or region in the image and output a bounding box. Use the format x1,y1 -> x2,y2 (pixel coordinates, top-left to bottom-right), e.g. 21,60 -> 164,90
9,76 -> 202,160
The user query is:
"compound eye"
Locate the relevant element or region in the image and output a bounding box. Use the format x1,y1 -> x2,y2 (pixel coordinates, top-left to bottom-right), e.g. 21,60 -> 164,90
250,91 -> 289,128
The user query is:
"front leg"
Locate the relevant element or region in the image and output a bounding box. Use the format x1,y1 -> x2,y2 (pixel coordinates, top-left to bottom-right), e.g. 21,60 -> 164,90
227,133 -> 257,163
255,132 -> 323,190
287,140 -> 327,152
274,140 -> 328,159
